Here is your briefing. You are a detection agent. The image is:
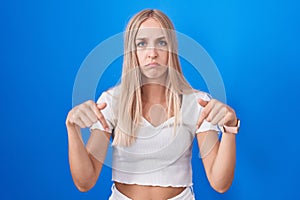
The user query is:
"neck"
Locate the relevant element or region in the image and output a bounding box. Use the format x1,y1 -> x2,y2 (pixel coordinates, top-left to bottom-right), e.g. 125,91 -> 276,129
141,84 -> 166,104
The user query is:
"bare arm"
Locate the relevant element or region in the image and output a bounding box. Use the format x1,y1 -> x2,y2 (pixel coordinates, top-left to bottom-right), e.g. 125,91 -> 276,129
66,100 -> 111,192
196,99 -> 238,193
197,130 -> 236,193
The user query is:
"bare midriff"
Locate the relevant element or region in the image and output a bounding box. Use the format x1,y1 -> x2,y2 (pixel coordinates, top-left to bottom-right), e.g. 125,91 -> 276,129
115,181 -> 186,200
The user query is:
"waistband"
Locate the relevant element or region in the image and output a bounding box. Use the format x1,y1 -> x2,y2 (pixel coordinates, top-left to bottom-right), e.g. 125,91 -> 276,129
108,184 -> 195,200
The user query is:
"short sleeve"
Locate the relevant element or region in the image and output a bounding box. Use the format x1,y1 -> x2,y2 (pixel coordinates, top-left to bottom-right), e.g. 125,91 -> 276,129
194,92 -> 220,134
90,90 -> 116,134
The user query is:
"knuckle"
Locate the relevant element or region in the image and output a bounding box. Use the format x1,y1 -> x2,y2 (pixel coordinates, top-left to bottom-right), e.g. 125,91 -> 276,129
86,100 -> 94,104
231,109 -> 236,116
224,107 -> 231,115
72,112 -> 79,120
72,106 -> 78,113
224,105 -> 230,112
220,107 -> 227,115
82,103 -> 90,109
227,112 -> 234,119
91,117 -> 98,124
84,100 -> 95,108
77,107 -> 85,115
206,117 -> 212,122
86,122 -> 93,127
77,106 -> 83,112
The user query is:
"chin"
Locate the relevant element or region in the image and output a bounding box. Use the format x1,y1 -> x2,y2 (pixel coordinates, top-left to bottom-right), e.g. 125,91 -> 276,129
143,70 -> 167,78
142,67 -> 168,77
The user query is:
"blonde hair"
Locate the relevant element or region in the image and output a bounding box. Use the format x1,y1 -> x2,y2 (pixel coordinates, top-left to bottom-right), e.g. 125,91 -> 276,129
112,9 -> 193,146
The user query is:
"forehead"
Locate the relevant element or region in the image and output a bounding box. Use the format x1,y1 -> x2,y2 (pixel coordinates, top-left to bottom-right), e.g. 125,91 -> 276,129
136,18 -> 165,38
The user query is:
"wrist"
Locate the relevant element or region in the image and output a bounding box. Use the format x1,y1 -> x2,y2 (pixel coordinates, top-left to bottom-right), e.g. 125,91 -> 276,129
66,119 -> 73,127
66,119 -> 78,130
220,119 -> 240,134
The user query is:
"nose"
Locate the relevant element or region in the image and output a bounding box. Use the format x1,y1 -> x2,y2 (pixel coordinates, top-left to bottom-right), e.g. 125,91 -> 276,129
147,47 -> 158,59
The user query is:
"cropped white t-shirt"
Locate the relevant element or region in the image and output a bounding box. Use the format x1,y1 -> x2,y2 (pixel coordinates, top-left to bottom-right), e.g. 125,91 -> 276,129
89,86 -> 219,187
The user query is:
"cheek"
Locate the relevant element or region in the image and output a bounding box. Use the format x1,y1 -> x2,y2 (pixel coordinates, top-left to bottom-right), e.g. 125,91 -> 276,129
161,51 -> 169,64
136,51 -> 145,63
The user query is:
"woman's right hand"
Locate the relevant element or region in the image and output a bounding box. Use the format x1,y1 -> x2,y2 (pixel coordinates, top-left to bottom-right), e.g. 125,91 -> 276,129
66,100 -> 109,131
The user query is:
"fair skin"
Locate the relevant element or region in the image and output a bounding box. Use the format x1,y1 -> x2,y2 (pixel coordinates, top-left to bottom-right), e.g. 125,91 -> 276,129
114,18 -> 187,199
66,101 -> 110,192
66,18 -> 237,199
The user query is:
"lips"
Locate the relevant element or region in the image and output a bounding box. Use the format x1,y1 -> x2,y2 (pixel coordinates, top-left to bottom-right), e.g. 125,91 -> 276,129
146,62 -> 160,67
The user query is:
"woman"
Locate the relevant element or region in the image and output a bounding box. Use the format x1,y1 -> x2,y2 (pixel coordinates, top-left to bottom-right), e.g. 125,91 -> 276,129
66,9 -> 239,200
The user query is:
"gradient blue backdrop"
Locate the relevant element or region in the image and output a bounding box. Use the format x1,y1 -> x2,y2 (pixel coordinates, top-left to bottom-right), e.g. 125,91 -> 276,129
1,0 -> 299,199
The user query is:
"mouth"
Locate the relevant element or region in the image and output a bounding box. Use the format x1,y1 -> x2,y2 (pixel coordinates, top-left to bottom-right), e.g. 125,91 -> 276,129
146,62 -> 160,67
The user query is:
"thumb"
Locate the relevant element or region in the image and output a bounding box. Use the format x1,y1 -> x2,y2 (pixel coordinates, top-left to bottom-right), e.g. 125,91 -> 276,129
198,98 -> 209,107
96,102 -> 107,110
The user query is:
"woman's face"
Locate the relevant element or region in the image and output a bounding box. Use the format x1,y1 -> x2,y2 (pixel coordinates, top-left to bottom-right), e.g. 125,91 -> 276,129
135,18 -> 169,80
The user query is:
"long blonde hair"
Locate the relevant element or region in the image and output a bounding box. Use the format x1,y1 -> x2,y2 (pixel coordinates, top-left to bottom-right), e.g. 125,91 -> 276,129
112,9 -> 193,146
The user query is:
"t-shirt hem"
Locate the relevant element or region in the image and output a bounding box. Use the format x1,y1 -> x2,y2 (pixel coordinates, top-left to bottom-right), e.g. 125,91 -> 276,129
112,178 -> 193,188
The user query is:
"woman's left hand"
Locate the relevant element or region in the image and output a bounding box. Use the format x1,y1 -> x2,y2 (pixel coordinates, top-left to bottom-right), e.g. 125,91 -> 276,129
196,99 -> 238,129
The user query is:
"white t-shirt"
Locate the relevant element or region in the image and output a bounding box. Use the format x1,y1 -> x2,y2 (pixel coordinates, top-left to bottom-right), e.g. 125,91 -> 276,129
89,86 -> 219,187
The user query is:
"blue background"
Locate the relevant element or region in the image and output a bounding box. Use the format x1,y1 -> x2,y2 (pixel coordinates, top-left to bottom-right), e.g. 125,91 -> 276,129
1,0 -> 299,199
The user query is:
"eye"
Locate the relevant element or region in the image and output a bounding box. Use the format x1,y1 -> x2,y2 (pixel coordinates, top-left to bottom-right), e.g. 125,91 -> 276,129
136,41 -> 146,47
158,40 -> 167,46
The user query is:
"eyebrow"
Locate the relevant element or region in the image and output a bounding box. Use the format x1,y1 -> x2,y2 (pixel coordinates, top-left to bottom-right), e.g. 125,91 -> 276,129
135,36 -> 166,41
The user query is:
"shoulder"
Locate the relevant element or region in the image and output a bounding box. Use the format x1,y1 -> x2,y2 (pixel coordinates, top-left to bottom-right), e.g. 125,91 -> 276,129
104,85 -> 120,96
181,89 -> 212,116
96,85 -> 121,103
183,89 -> 212,103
